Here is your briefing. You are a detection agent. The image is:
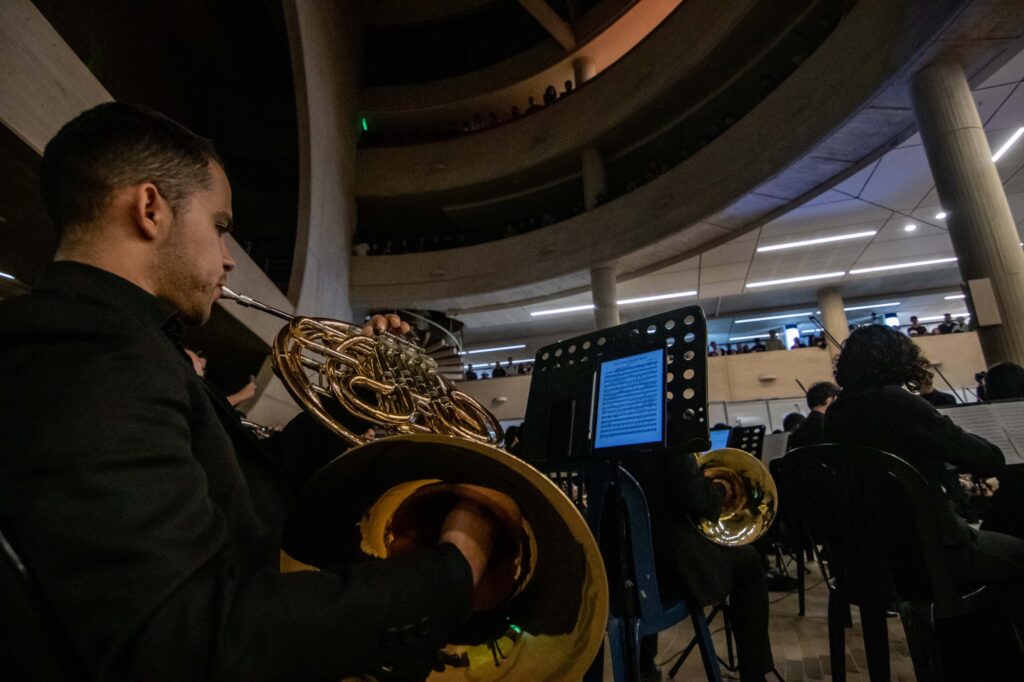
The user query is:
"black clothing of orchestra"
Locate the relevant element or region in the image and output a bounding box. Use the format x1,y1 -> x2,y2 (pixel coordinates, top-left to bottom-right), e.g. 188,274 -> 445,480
824,384 -> 1024,587
625,450 -> 773,681
786,411 -> 826,450
0,262 -> 473,681
920,389 -> 958,407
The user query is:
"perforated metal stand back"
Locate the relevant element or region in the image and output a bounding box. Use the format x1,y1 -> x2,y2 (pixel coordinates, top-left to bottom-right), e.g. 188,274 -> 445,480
521,306 -> 710,464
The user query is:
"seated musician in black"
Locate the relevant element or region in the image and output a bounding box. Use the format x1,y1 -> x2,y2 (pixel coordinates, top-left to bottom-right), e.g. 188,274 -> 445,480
824,325 -> 1024,588
626,451 -> 774,681
0,102 -> 512,681
787,381 -> 839,450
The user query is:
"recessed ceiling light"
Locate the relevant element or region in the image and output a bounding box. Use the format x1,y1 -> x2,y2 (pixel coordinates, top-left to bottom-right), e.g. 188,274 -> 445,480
617,291 -> 698,305
734,311 -> 816,324
756,230 -> 876,253
746,272 -> 846,288
0,271 -> 15,280
944,294 -> 966,300
904,223 -> 917,232
459,344 -> 527,355
935,211 -> 947,220
529,304 -> 595,317
848,257 -> 957,275
992,126 -> 1024,162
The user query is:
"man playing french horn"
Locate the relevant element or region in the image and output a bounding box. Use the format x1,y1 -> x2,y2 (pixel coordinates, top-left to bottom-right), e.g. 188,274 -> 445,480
0,102 -> 521,681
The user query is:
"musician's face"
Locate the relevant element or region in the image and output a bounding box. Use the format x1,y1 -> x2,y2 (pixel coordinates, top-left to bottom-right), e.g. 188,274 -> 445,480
157,162 -> 235,325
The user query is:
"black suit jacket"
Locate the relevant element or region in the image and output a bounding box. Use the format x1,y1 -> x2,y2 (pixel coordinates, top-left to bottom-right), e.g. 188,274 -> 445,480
786,410 -> 825,451
0,262 -> 472,680
624,449 -> 741,606
824,384 -> 1004,546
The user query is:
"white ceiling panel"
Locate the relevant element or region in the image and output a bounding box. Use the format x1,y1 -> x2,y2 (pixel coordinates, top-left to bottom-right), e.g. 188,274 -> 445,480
700,239 -> 757,267
859,145 -> 936,210
832,160 -> 880,195
701,262 -> 750,284
975,82 -> 1019,125
760,199 -> 891,236
698,280 -> 744,298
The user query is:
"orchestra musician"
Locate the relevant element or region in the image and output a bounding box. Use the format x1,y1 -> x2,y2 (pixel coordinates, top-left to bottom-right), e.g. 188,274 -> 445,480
0,102 -> 517,681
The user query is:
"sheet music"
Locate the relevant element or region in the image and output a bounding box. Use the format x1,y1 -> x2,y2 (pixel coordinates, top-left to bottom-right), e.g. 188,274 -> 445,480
761,433 -> 790,467
938,403 -> 1023,465
989,401 -> 1024,465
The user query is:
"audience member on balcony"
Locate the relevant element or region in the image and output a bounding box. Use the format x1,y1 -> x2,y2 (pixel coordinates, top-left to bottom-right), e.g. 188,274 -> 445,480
788,381 -> 839,450
764,329 -> 785,351
510,104 -> 522,119
935,312 -> 956,334
824,325 -> 1024,590
907,315 -> 929,336
953,315 -> 968,332
526,96 -> 542,113
790,338 -> 805,349
463,366 -> 478,381
352,241 -> 369,257
560,79 -> 574,98
708,341 -> 723,357
918,372 -> 958,407
492,362 -> 507,378
752,339 -> 767,352
504,357 -> 515,374
543,85 -> 558,106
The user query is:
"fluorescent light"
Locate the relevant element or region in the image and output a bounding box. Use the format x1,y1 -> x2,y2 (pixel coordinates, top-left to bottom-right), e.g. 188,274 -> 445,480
917,313 -> 970,322
530,304 -> 594,317
469,358 -> 532,369
844,302 -> 901,312
729,334 -> 770,341
904,224 -> 917,232
530,290 -> 697,317
992,126 -> 1024,162
756,230 -> 876,253
848,257 -> 957,275
618,290 -> 697,305
459,344 -> 526,355
944,294 -> 966,300
746,272 -> 846,288
935,211 -> 947,220
800,328 -> 824,335
735,311 -> 815,324
0,272 -> 14,281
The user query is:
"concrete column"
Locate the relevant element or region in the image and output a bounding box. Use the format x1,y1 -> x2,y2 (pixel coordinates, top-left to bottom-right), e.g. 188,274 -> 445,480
816,286 -> 848,359
591,265 -> 620,330
572,56 -> 596,86
911,59 -> 1024,366
581,146 -> 607,210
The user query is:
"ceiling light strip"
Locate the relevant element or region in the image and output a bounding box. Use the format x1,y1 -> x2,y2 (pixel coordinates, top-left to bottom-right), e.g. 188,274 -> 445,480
459,344 -> 527,355
745,272 -> 846,288
992,127 -> 1024,163
734,311 -> 816,324
530,290 -> 697,317
848,257 -> 957,275
756,230 -> 876,253
843,302 -> 901,311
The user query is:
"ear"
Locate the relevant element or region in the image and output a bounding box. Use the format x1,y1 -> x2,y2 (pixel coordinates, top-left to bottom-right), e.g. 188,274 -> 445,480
128,183 -> 173,241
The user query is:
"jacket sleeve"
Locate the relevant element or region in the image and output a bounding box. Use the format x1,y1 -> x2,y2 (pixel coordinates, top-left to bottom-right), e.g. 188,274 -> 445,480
893,388 -> 1005,477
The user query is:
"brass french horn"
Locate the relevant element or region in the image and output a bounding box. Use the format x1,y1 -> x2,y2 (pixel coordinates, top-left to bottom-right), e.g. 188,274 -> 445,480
695,448 -> 778,546
221,288 -> 608,681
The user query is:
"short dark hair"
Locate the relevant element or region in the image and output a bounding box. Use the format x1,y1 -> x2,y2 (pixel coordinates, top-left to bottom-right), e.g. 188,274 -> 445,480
806,381 -> 840,409
40,102 -> 221,239
782,412 -> 806,432
834,325 -> 931,391
984,362 -> 1024,401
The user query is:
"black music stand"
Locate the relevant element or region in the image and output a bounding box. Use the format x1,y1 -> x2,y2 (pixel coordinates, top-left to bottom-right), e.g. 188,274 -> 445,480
521,307 -> 711,682
727,425 -> 766,460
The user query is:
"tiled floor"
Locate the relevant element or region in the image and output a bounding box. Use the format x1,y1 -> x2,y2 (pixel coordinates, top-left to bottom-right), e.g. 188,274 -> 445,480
603,560 -> 918,681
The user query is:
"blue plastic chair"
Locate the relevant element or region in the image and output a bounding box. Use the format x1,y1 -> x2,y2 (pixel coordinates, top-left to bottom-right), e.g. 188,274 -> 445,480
608,468 -> 723,682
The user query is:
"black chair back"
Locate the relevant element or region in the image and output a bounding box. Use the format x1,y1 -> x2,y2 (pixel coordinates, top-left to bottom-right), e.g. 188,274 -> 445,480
783,444 -> 961,611
0,526 -> 84,681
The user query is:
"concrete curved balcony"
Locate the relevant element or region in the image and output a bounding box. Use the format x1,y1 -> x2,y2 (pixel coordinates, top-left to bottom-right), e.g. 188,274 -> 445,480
350,0 -> 1024,313
355,0 -> 767,198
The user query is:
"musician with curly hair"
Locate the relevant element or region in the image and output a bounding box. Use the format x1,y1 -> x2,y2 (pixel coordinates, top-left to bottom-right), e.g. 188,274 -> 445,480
825,325 -> 1024,587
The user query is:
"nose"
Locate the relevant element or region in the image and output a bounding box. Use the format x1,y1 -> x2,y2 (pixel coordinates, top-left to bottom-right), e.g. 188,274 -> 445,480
221,235 -> 237,272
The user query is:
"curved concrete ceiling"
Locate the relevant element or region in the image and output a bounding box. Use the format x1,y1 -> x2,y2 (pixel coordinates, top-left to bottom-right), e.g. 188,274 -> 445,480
351,0 -> 1024,316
